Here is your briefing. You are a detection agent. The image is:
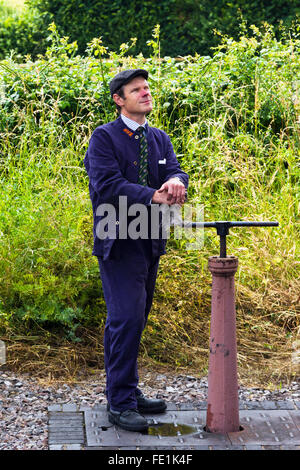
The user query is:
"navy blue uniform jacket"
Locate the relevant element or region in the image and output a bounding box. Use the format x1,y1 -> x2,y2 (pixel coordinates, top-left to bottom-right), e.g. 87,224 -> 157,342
84,116 -> 189,259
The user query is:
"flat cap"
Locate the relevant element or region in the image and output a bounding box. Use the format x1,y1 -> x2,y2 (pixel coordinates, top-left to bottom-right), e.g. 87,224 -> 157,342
109,69 -> 148,97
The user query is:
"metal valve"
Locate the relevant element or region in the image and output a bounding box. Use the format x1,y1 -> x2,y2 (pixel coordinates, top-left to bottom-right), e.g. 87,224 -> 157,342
180,220 -> 279,257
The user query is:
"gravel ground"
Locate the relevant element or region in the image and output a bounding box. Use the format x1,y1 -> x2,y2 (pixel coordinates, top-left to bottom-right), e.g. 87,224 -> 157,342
0,368 -> 299,450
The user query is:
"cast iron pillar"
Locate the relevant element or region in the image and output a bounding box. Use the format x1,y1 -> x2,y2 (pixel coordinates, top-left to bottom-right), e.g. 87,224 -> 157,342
206,255 -> 240,433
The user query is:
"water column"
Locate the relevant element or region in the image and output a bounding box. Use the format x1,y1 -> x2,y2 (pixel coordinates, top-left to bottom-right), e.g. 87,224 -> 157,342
206,256 -> 240,433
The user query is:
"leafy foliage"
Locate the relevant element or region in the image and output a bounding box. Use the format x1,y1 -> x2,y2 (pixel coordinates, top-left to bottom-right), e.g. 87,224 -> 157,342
0,0 -> 299,58
0,25 -> 299,377
0,1 -> 47,59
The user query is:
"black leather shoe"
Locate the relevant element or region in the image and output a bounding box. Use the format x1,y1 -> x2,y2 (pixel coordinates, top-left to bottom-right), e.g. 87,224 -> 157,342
107,394 -> 167,414
136,393 -> 167,414
108,408 -> 149,432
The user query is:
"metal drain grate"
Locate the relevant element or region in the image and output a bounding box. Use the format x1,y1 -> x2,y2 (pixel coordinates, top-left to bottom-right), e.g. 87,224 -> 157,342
48,411 -> 84,448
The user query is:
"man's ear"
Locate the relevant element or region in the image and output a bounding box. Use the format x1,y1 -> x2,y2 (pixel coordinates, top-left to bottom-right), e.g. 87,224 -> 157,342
113,93 -> 124,108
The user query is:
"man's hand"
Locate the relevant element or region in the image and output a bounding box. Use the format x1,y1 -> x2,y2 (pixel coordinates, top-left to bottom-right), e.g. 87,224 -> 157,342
152,177 -> 186,205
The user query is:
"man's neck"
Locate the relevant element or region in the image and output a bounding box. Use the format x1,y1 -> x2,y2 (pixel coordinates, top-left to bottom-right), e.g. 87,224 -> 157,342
121,111 -> 146,126
121,114 -> 147,132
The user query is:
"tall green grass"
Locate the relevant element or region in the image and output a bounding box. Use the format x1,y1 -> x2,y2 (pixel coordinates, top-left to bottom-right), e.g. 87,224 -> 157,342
0,23 -> 299,382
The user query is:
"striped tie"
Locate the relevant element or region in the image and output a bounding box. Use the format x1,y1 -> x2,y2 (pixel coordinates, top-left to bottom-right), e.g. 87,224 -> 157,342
137,126 -> 148,186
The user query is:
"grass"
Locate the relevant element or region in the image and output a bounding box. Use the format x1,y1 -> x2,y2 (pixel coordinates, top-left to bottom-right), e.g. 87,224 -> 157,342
0,24 -> 299,387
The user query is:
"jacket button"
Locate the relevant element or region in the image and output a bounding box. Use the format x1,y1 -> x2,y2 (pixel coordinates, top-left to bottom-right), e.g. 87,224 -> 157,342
135,135 -> 139,139
133,161 -> 137,165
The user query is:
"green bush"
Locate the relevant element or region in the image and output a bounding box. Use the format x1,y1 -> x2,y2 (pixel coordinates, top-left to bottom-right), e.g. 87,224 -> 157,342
0,0 -> 15,18
0,3 -> 47,59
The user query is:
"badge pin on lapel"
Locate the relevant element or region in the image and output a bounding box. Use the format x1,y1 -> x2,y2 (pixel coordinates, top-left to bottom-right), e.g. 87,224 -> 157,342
123,128 -> 133,137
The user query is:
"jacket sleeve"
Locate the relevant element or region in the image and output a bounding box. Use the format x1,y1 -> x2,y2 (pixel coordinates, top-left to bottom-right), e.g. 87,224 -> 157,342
84,127 -> 156,206
163,135 -> 189,188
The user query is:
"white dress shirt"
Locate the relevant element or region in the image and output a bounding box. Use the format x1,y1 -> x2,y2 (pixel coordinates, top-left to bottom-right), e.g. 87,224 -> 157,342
121,114 -> 147,131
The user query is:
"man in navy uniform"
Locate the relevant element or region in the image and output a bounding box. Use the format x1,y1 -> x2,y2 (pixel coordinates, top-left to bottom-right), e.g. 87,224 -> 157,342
84,69 -> 188,432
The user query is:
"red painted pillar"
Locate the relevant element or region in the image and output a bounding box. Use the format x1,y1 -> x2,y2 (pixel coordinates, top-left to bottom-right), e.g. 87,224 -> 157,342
206,256 -> 240,433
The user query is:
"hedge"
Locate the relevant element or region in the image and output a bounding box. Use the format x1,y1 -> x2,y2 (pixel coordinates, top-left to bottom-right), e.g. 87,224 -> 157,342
0,0 -> 299,59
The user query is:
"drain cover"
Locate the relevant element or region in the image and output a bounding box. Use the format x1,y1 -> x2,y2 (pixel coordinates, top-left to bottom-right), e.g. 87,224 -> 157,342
48,401 -> 300,450
85,409 -> 230,447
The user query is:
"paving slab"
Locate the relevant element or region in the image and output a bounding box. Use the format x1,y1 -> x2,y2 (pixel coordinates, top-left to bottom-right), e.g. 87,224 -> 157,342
48,401 -> 300,450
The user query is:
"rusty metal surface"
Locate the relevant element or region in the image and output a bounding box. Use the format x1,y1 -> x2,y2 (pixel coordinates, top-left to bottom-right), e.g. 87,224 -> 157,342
48,401 -> 300,450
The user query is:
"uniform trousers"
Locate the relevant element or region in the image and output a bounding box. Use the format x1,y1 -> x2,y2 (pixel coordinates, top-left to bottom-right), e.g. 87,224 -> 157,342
97,237 -> 160,411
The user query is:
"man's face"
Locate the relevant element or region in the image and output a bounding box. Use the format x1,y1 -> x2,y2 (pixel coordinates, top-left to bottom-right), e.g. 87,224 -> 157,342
113,76 -> 153,118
